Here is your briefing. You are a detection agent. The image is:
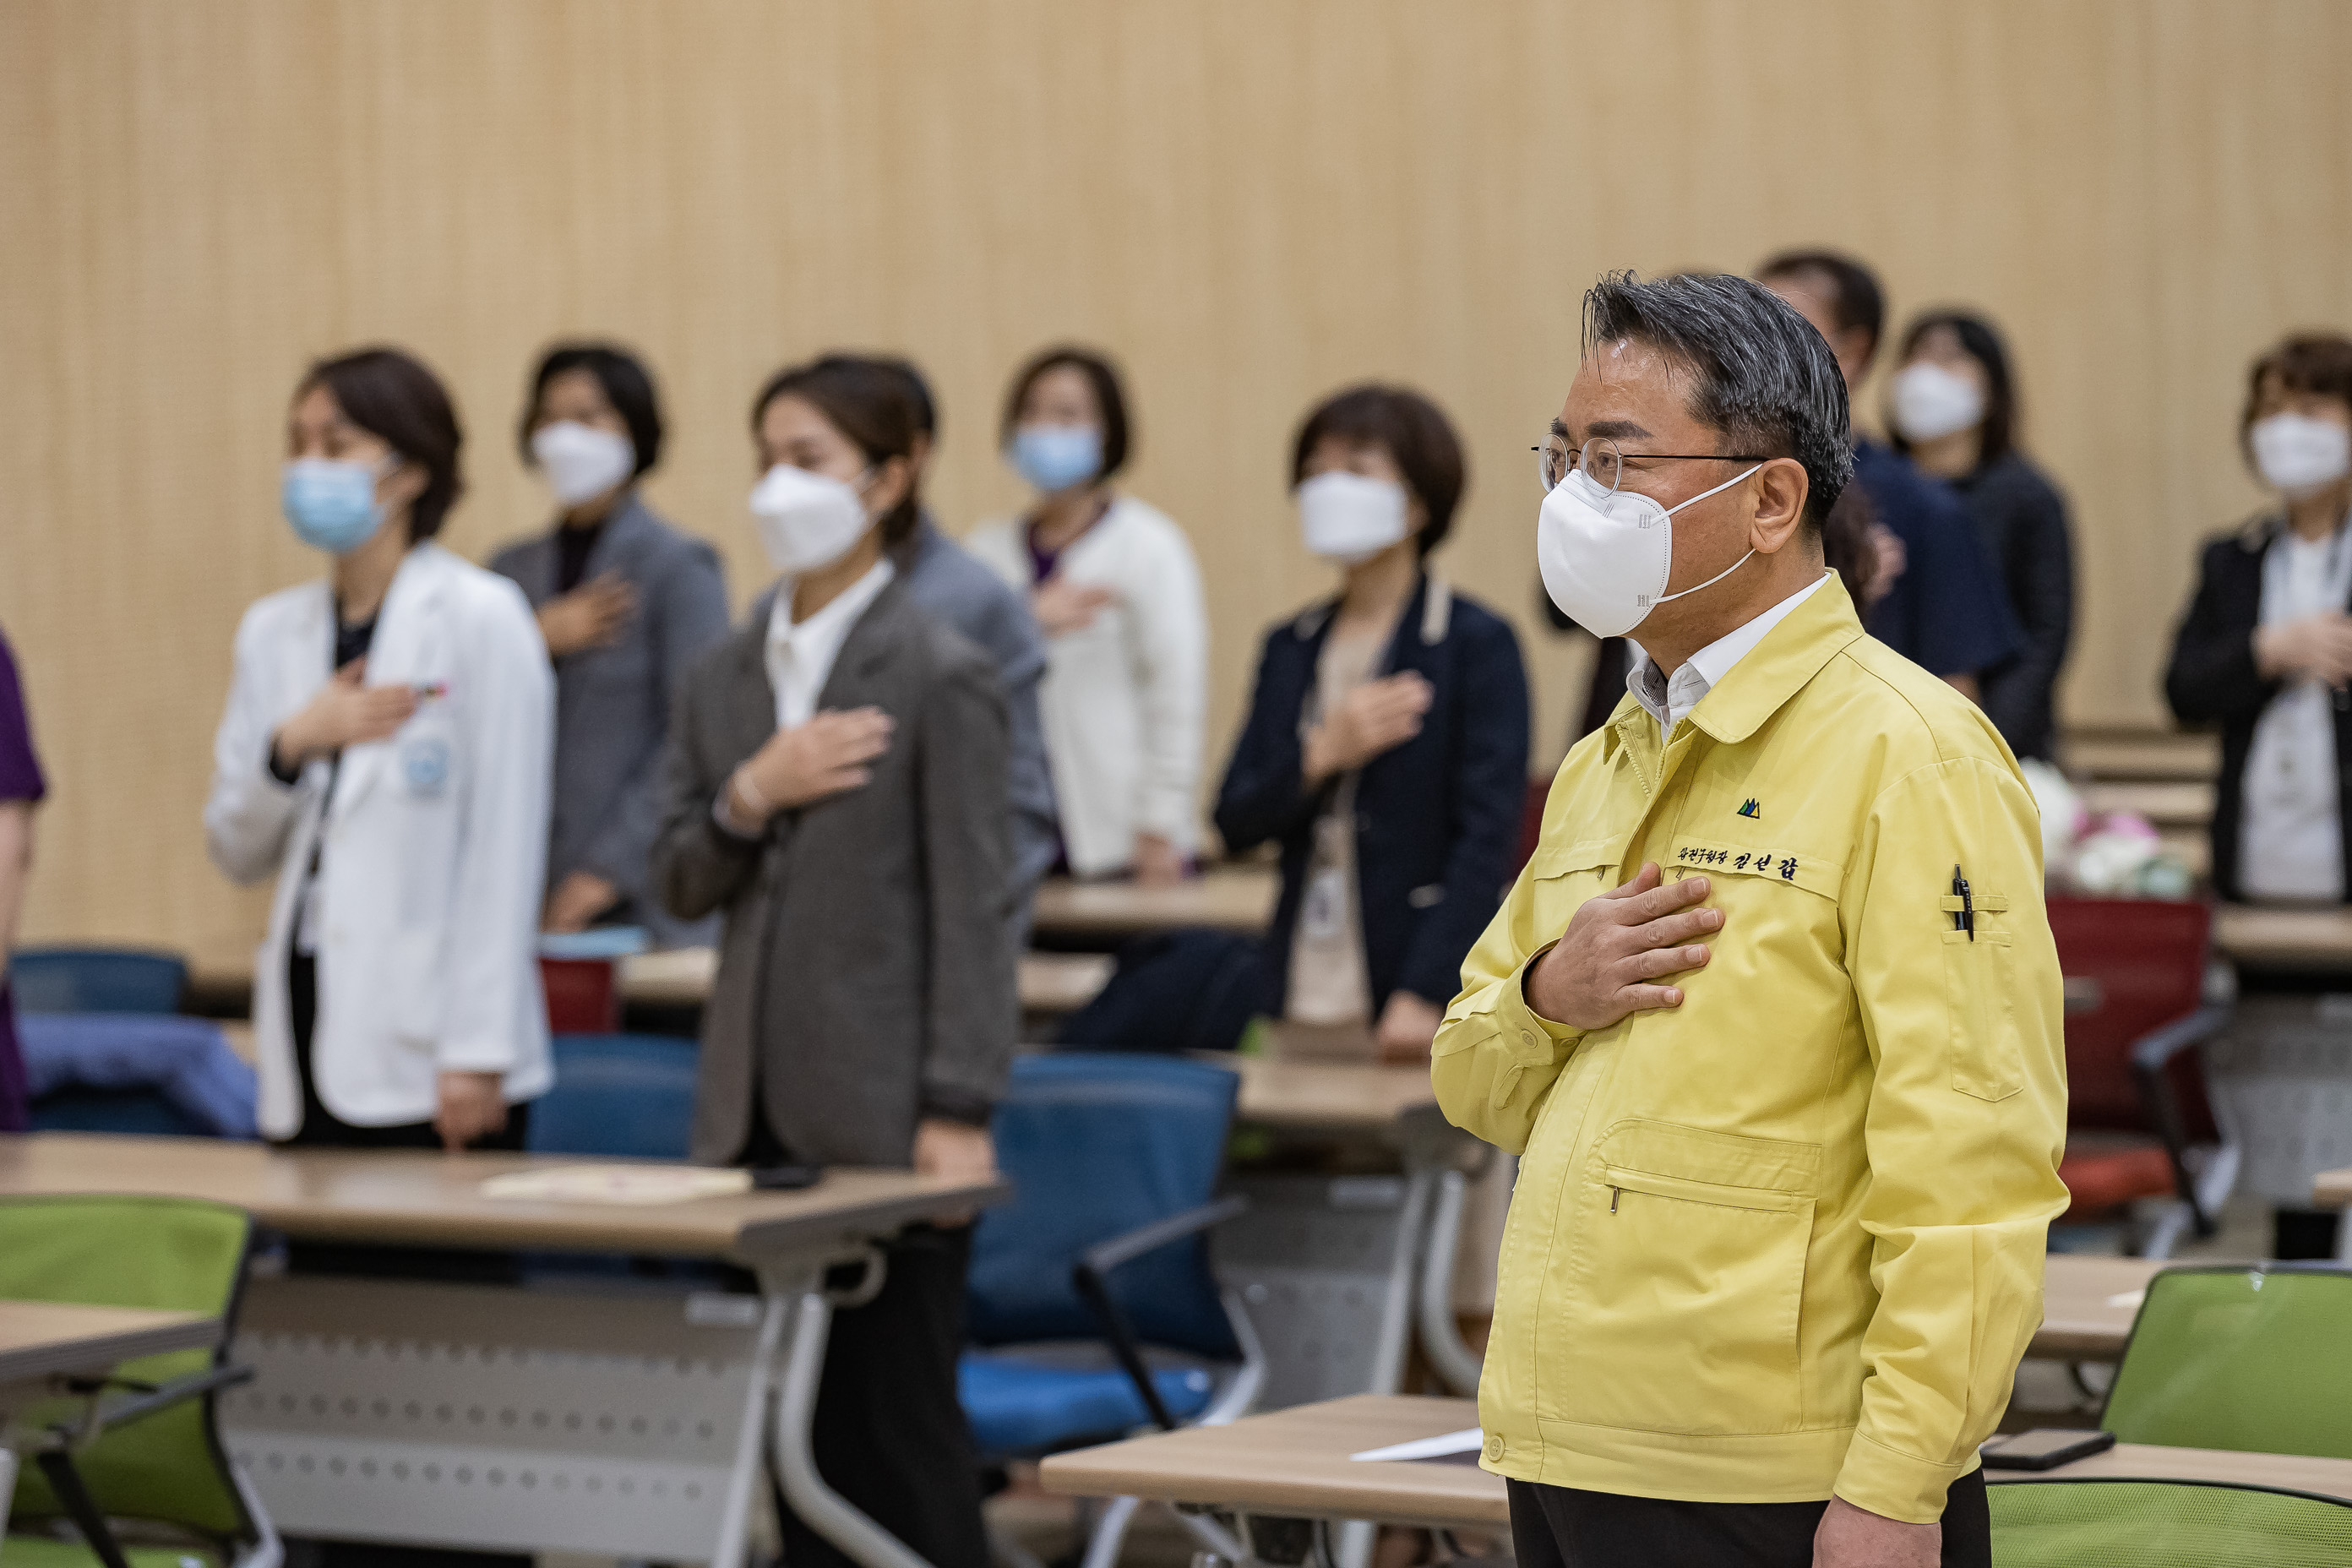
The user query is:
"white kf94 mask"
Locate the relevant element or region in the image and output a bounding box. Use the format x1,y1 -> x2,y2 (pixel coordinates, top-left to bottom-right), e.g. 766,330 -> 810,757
1536,463 -> 1763,639
1297,471 -> 1411,564
748,464 -> 872,575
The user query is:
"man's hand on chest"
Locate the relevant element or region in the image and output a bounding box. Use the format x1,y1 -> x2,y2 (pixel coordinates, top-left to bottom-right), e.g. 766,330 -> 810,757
1524,861 -> 1723,1032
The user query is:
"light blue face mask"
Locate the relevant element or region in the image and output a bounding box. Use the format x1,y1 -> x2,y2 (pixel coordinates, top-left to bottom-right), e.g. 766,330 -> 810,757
282,457 -> 389,554
1008,424 -> 1103,494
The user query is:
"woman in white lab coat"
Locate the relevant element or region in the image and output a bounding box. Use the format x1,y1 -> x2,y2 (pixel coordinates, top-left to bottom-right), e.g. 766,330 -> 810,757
206,346 -> 554,1151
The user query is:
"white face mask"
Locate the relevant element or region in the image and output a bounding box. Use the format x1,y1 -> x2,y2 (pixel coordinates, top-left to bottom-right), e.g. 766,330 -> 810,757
1297,471 -> 1411,565
2251,413 -> 2352,498
531,421 -> 637,506
1536,463 -> 1763,639
1889,362 -> 1986,444
748,464 -> 873,574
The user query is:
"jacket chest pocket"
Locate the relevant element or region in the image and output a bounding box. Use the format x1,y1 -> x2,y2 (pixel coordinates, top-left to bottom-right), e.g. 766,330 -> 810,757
1524,838 -> 1621,926
1554,1124 -> 1819,1436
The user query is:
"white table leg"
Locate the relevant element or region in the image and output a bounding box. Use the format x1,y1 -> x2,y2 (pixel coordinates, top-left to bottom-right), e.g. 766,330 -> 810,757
709,1298 -> 789,1568
769,1289 -> 932,1568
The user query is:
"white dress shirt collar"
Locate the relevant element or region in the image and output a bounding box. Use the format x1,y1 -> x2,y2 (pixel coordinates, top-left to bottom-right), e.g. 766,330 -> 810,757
765,558 -> 895,731
1625,571 -> 1832,745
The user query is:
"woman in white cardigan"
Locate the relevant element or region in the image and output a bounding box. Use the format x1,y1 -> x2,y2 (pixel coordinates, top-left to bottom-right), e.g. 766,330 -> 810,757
207,347 -> 553,1152
966,347 -> 1206,882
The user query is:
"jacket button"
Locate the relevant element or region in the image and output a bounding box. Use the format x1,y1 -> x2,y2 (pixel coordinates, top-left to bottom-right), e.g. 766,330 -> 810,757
1484,1434 -> 1505,1461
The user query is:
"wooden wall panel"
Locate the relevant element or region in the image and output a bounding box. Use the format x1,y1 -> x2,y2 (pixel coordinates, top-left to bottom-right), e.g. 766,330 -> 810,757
2,0 -> 2347,954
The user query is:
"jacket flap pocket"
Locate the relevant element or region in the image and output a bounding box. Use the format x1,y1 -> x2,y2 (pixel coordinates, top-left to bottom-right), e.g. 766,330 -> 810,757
1667,836 -> 1842,901
1595,1119 -> 1822,1195
1527,839 -> 1618,879
1601,1165 -> 1807,1214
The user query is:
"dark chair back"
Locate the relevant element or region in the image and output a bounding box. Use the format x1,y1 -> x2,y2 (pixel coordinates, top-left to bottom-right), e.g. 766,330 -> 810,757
525,1032 -> 698,1160
968,1053 -> 1239,1359
9,947 -> 187,1015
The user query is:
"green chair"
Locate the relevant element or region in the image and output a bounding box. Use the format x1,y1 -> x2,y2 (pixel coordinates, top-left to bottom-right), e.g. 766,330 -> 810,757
0,1195 -> 274,1568
2100,1264 -> 2352,1458
1990,1478 -> 2352,1566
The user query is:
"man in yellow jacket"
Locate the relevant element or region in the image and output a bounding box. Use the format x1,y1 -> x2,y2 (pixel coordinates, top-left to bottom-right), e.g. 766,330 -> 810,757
1434,271 -> 2066,1568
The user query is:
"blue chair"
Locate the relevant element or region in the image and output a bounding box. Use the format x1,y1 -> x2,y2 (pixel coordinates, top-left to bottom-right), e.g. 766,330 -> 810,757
525,1032 -> 700,1159
23,1013 -> 258,1138
962,1053 -> 1264,1568
8,948 -> 186,1015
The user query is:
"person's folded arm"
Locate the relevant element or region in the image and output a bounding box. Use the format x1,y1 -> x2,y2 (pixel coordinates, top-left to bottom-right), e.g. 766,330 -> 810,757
1832,754 -> 2070,1524
648,653 -> 765,923
2166,538 -> 2276,726
204,607 -> 308,885
1396,615 -> 1531,1005
1128,524 -> 1208,852
579,546 -> 732,906
917,651 -> 1017,1124
2008,482 -> 2075,704
434,591 -> 555,1074
1214,627 -> 1324,854
1429,840 -> 1584,1156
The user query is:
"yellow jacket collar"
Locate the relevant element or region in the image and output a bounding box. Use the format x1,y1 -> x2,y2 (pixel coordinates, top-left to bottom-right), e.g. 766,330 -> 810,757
1605,572 -> 1869,754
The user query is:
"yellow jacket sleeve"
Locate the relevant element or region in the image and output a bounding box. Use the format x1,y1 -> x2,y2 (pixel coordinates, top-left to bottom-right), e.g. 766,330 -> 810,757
1431,862 -> 1584,1156
1832,755 -> 2071,1522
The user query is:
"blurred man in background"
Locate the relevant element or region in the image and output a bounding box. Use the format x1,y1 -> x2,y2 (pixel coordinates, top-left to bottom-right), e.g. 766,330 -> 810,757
1760,250 -> 2021,700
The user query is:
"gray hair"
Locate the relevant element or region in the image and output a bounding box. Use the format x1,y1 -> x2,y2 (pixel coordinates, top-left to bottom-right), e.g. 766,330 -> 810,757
1582,270 -> 1854,527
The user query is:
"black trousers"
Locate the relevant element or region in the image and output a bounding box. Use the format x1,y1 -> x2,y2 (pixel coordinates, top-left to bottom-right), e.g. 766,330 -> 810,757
744,1107 -> 990,1568
1508,1470 -> 1990,1568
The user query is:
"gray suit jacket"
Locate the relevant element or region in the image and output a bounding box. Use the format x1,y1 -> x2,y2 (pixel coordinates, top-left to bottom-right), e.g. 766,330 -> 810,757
651,578 -> 1017,1167
489,495 -> 730,947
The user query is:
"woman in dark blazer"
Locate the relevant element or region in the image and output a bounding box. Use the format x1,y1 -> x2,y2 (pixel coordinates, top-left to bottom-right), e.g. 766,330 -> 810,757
2167,332 -> 2352,902
651,355 -> 1013,1568
490,342 -> 729,945
1217,385 -> 1529,1057
1888,308 -> 2075,761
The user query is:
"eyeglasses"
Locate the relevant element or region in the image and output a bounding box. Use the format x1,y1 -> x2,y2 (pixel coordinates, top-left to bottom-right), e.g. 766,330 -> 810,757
1534,435 -> 1770,495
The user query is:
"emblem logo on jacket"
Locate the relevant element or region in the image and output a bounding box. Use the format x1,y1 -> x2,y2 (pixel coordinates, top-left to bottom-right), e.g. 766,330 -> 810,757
401,736 -> 451,798
1737,798 -> 1761,819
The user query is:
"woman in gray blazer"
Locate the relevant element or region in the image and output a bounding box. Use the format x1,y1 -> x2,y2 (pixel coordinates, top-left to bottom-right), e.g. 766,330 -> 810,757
652,354 -> 1015,1568
490,342 -> 729,945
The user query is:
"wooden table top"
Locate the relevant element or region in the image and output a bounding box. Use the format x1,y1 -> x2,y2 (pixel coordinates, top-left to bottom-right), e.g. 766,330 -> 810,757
1043,1395 -> 1505,1529
619,947 -> 1112,1017
2211,903 -> 2352,970
0,1134 -> 1005,1261
1223,1054 -> 1437,1134
0,1299 -> 220,1388
1042,1393 -> 2352,1527
2316,1167 -> 2352,1207
2079,780 -> 2215,829
1030,865 -> 1279,941
2034,1254 -> 2162,1359
1992,1441 -> 2352,1501
2061,728 -> 2219,784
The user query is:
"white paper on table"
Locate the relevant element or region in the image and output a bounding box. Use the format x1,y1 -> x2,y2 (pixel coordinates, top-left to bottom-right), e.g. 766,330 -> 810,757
1350,1429 -> 1484,1463
479,1165 -> 754,1206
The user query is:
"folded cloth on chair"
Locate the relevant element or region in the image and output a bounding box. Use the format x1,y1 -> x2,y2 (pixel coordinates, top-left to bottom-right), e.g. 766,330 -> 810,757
20,1012 -> 259,1138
